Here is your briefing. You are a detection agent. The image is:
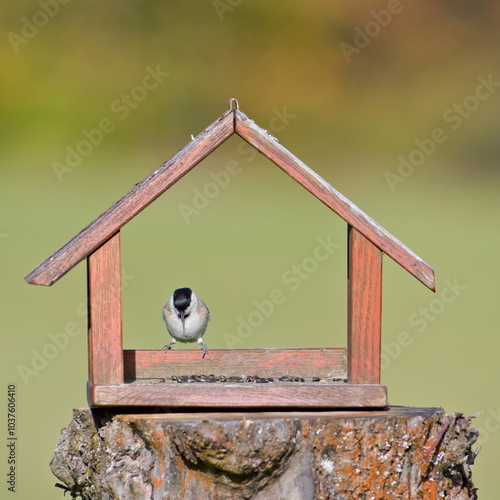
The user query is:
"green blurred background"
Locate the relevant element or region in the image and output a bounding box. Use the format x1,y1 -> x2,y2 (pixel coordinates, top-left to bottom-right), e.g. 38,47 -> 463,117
1,1 -> 499,498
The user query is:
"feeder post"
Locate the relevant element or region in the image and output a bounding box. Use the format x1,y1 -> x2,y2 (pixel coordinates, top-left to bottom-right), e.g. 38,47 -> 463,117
51,407 -> 479,498
347,225 -> 383,384
87,231 -> 123,384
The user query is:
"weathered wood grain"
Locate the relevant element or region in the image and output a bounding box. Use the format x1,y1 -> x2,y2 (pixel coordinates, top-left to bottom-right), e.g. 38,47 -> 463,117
26,106 -> 434,292
347,226 -> 382,384
87,232 -> 123,384
124,348 -> 347,380
234,110 -> 435,291
51,407 -> 479,499
88,381 -> 387,408
25,110 -> 235,286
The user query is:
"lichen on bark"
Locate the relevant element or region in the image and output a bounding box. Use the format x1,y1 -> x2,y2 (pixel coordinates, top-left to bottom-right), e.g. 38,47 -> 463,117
50,407 -> 478,499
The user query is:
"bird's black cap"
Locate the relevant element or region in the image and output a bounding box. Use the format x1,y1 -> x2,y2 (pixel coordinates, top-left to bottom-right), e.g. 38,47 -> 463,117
173,287 -> 192,312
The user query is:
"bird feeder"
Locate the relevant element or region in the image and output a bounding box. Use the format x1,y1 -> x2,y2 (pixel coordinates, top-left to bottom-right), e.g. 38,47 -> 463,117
25,99 -> 435,408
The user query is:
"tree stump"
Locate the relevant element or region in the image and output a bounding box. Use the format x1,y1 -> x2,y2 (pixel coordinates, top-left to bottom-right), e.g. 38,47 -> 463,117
50,407 -> 478,499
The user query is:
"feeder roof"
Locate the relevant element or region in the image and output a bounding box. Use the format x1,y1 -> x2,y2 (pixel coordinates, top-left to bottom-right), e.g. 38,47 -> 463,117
25,107 -> 435,291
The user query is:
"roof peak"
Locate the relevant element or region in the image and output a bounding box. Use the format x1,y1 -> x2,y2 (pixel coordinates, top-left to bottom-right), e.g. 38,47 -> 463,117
25,103 -> 434,290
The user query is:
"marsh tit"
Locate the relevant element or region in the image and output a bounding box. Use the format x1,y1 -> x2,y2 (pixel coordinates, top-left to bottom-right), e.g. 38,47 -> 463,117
163,287 -> 210,357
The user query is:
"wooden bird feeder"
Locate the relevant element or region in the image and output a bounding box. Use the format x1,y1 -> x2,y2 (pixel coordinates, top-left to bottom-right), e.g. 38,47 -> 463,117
25,99 -> 435,409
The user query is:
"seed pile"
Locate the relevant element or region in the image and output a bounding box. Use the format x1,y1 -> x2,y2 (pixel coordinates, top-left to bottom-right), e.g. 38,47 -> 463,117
169,375 -> 348,384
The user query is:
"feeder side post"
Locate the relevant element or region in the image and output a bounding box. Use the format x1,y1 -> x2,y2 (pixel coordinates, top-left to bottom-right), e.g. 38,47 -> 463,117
347,225 -> 382,384
87,231 -> 123,385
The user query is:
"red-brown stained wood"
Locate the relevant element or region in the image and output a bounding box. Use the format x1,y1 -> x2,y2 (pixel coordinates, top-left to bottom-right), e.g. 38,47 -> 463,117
87,232 -> 123,384
25,110 -> 235,286
88,381 -> 387,408
234,110 -> 435,291
26,106 -> 434,292
347,226 -> 383,384
24,103 -> 438,410
124,348 -> 347,380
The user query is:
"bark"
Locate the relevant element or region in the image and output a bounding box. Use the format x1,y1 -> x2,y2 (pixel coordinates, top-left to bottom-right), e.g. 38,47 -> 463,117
50,406 -> 479,500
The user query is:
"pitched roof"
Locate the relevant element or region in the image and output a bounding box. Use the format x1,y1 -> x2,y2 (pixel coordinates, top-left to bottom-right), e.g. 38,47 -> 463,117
25,107 -> 435,290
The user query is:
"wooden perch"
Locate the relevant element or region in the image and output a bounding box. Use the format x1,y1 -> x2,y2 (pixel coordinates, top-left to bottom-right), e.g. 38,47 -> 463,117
50,406 -> 478,499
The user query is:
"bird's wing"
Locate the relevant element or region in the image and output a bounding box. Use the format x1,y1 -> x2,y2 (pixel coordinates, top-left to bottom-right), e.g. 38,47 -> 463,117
202,299 -> 211,321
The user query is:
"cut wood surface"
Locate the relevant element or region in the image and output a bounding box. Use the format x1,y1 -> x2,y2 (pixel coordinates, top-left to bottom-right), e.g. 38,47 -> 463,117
51,406 -> 479,499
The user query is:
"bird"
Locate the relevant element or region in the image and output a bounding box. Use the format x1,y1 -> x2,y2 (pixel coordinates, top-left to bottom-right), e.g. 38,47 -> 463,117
162,287 -> 210,357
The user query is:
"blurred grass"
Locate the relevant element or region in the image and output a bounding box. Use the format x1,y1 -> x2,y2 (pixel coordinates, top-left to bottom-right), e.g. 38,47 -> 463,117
1,1 -> 499,498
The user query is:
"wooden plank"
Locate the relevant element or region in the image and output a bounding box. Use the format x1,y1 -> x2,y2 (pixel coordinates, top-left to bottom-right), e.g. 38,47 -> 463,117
347,226 -> 382,384
25,110 -> 235,286
88,382 -> 387,408
124,348 -> 347,380
87,232 -> 123,384
234,110 -> 435,291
